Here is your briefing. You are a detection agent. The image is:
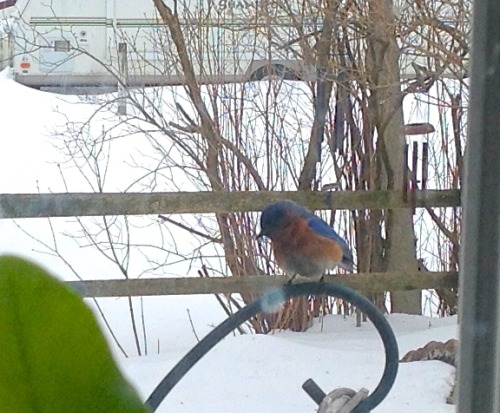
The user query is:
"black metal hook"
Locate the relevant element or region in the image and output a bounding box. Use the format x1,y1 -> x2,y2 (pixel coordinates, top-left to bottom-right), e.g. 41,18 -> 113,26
145,282 -> 399,412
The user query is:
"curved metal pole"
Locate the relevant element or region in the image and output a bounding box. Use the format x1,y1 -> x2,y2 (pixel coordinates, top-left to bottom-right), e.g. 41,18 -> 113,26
145,282 -> 399,413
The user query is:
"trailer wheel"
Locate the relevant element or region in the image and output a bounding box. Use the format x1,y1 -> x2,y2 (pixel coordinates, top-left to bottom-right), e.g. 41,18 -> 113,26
250,64 -> 299,81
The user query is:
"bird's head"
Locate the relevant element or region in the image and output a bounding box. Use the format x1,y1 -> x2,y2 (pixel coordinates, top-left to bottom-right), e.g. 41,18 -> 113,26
257,200 -> 306,240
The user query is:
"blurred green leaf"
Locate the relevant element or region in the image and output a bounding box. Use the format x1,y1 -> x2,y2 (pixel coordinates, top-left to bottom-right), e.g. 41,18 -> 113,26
0,255 -> 149,413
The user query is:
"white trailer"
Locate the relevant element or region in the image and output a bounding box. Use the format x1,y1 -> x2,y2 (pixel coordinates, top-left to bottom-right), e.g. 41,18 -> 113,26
0,0 -> 468,92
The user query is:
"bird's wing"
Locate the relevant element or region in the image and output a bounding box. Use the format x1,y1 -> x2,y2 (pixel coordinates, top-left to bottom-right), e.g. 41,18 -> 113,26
306,214 -> 347,246
306,214 -> 354,272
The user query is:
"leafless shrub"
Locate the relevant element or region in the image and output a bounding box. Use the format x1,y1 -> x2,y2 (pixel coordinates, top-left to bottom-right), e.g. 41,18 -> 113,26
15,0 -> 469,346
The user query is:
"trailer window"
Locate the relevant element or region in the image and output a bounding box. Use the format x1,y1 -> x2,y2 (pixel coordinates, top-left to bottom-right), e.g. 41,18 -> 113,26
54,40 -> 70,52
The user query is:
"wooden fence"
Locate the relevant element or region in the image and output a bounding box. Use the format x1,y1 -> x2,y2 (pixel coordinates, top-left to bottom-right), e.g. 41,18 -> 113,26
0,189 -> 459,218
0,189 -> 461,296
67,271 -> 458,297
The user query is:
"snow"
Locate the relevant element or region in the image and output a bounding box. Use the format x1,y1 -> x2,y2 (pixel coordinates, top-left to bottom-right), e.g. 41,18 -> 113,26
0,70 -> 458,411
119,314 -> 457,412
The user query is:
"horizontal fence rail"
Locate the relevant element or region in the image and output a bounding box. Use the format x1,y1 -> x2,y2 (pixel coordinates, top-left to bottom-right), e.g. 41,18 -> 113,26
66,271 -> 458,297
0,189 -> 461,219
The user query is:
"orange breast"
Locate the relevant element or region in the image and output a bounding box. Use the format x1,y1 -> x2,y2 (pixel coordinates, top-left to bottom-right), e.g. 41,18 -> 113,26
271,218 -> 343,276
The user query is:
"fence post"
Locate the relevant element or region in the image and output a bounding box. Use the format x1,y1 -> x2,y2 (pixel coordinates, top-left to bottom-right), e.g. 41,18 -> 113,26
117,42 -> 128,116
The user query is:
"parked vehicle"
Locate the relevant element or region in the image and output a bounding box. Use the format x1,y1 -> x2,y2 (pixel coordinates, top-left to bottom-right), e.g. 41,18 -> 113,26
0,0 -> 468,93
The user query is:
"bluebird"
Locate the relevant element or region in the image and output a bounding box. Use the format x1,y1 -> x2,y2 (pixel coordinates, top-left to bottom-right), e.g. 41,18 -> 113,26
257,200 -> 353,281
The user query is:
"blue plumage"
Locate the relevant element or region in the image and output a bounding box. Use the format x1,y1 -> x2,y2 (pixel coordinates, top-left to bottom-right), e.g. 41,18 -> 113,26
258,200 -> 354,278
306,215 -> 353,272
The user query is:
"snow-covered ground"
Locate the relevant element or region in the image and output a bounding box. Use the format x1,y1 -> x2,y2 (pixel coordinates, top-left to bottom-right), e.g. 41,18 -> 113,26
0,69 -> 457,412
119,313 -> 457,413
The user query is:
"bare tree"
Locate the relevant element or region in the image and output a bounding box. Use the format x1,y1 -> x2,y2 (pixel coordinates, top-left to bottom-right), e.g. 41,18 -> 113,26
13,0 -> 470,344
